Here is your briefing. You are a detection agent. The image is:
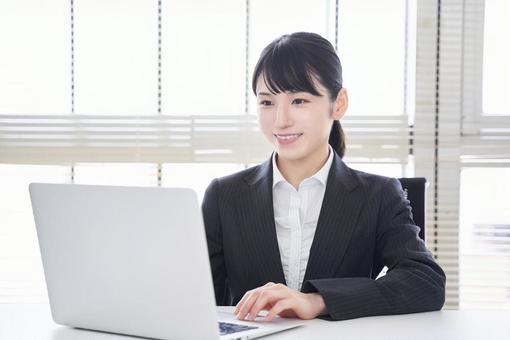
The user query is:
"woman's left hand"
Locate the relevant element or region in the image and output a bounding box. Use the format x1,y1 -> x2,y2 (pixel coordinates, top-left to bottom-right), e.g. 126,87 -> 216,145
234,282 -> 327,321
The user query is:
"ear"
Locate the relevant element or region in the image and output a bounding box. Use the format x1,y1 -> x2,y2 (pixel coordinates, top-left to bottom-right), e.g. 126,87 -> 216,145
332,88 -> 348,120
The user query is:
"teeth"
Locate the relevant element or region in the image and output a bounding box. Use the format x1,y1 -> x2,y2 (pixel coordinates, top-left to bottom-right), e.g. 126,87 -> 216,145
275,134 -> 302,140
275,133 -> 302,140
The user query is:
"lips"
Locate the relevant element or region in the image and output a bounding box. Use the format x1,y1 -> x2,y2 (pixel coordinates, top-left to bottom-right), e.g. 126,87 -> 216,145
274,133 -> 303,145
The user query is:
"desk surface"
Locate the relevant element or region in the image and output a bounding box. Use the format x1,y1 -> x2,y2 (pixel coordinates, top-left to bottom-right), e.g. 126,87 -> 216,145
2,304 -> 510,340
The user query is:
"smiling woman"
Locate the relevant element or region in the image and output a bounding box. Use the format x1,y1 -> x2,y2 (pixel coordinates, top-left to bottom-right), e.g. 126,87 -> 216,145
253,33 -> 347,189
202,32 -> 446,322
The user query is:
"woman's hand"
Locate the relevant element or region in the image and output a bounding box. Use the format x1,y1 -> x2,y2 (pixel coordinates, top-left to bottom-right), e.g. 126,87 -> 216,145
234,282 -> 327,321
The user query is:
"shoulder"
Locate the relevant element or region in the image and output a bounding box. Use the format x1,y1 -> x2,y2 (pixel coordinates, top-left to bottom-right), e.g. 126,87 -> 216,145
341,164 -> 404,200
204,162 -> 268,198
349,166 -> 398,188
219,163 -> 265,187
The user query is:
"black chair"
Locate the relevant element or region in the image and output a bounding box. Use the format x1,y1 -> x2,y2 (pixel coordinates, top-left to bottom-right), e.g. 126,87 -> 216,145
397,177 -> 426,242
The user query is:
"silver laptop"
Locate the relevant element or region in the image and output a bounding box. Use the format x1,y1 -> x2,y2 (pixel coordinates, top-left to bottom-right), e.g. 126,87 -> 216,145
29,183 -> 303,340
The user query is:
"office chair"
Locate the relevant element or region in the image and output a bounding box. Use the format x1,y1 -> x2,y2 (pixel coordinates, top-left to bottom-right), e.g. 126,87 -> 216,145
397,177 -> 426,242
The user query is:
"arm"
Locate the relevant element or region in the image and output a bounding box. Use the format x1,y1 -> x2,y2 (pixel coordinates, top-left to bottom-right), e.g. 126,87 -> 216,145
301,177 -> 446,320
202,178 -> 229,305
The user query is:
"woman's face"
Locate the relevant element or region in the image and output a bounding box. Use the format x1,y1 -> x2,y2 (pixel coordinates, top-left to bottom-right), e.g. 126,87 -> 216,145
256,75 -> 347,163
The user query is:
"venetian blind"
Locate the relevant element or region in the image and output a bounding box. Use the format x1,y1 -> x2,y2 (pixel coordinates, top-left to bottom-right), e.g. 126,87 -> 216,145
0,0 -> 411,302
415,0 -> 510,310
414,0 -> 462,309
459,0 -> 510,310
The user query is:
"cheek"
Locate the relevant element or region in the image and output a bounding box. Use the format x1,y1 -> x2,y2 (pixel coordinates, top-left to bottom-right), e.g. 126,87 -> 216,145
304,120 -> 334,146
258,112 -> 274,135
303,110 -> 333,134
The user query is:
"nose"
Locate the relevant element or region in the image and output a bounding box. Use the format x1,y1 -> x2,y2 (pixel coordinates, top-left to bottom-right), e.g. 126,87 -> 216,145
274,103 -> 293,129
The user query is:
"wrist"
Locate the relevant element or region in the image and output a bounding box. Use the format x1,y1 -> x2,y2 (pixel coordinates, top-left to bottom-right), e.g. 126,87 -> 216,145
308,292 -> 327,316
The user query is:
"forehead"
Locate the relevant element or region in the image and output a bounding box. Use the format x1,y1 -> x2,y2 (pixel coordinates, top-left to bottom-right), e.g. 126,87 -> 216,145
255,74 -> 327,96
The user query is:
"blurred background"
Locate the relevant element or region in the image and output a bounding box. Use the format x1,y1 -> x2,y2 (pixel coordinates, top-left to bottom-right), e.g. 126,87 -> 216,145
0,0 -> 509,310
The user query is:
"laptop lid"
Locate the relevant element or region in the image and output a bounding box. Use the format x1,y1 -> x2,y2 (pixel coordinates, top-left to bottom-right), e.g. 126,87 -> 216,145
29,183 -> 219,340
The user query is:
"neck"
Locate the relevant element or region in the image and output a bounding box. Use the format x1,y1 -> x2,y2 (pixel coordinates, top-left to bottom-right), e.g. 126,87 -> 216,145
276,144 -> 330,190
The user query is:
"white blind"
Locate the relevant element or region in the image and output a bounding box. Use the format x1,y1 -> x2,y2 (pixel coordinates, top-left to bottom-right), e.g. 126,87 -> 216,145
415,0 -> 510,310
459,0 -> 510,310
414,0 -> 459,309
0,0 -> 412,303
0,114 -> 409,164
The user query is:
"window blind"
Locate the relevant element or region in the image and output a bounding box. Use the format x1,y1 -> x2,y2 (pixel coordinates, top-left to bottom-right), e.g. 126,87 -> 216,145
415,0 -> 510,310
414,0 -> 460,309
0,0 -> 413,303
459,0 -> 510,310
0,114 -> 410,165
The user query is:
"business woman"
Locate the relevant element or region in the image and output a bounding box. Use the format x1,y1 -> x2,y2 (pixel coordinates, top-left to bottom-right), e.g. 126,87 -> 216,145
202,32 -> 446,322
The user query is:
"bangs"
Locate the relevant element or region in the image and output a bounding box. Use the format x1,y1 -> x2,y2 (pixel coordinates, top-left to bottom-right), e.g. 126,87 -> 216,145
253,43 -> 322,96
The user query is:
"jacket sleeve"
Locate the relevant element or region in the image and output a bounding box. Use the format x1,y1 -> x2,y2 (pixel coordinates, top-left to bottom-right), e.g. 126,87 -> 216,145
202,178 -> 229,305
301,177 -> 446,321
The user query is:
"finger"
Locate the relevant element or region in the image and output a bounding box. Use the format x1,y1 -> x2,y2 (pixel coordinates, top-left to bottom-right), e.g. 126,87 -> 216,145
271,283 -> 287,290
235,283 -> 285,317
236,290 -> 261,320
234,287 -> 259,315
234,290 -> 252,315
265,299 -> 294,322
247,289 -> 287,321
235,282 -> 280,316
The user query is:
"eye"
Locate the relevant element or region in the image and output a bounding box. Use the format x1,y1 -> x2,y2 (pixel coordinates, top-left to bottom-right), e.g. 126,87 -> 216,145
259,100 -> 273,106
292,98 -> 308,105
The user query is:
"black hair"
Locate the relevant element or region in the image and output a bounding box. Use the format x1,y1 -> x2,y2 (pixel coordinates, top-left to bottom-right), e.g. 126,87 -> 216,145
251,32 -> 346,158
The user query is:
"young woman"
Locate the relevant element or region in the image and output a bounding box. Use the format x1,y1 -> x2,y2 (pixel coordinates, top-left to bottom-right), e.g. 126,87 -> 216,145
202,32 -> 445,321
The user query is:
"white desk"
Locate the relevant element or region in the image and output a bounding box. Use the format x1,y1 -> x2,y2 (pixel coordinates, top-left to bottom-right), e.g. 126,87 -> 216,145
2,304 -> 509,340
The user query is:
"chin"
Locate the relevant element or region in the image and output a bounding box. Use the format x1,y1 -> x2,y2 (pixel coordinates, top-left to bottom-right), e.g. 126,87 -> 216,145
274,146 -> 308,161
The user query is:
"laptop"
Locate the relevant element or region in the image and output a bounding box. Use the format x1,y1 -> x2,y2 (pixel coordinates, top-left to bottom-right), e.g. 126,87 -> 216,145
29,183 -> 303,340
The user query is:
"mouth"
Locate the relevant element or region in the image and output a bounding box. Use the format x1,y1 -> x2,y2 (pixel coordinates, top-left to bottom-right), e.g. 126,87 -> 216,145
273,133 -> 303,145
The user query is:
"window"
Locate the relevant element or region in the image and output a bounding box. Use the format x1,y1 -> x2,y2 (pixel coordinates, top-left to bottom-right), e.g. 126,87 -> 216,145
459,168 -> 510,309
74,0 -> 157,116
482,0 -> 510,116
0,0 -> 69,115
0,165 -> 70,303
0,0 -> 428,304
74,163 -> 159,186
162,0 -> 246,116
338,0 -> 407,116
456,0 -> 510,310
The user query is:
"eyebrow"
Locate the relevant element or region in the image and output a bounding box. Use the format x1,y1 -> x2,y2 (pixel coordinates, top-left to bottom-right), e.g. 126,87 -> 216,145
257,92 -> 273,96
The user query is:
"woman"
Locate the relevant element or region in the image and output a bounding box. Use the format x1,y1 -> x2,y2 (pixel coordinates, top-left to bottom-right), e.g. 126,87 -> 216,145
202,32 -> 445,321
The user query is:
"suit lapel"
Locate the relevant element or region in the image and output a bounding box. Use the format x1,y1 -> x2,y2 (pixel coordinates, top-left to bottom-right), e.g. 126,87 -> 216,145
303,153 -> 366,283
237,157 -> 286,285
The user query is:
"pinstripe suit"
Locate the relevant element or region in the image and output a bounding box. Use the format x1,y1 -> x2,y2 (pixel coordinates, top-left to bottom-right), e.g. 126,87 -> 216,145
202,151 -> 446,321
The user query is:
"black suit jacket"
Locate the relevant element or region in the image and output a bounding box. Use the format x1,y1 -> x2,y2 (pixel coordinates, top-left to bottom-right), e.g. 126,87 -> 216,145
202,152 -> 446,321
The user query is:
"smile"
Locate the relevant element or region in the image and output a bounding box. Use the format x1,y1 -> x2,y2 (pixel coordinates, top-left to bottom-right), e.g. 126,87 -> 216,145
274,133 -> 303,145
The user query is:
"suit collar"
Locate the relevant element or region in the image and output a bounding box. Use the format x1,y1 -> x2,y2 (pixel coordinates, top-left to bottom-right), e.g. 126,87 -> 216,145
237,157 -> 286,285
303,152 -> 366,283
245,149 -> 357,190
271,146 -> 335,188
244,156 -> 271,186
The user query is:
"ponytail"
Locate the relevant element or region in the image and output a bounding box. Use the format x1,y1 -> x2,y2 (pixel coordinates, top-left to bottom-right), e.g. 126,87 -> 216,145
329,120 -> 346,158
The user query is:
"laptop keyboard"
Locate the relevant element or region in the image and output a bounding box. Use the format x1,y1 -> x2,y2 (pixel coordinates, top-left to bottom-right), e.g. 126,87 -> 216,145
218,321 -> 258,336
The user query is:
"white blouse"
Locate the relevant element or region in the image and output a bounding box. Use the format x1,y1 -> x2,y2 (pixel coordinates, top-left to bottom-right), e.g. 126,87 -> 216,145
271,146 -> 334,291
